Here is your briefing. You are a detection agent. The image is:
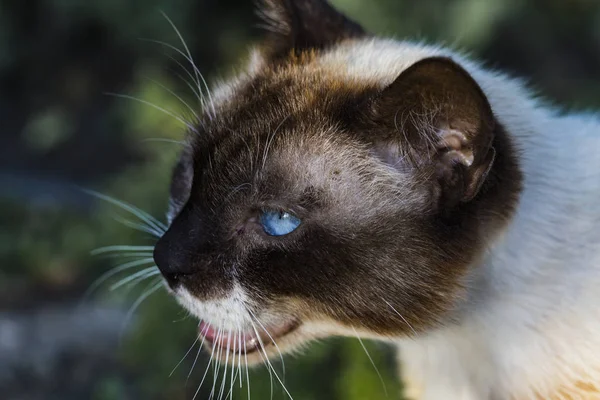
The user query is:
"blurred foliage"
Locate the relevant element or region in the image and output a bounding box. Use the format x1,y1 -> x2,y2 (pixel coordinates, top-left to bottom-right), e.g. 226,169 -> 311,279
2,0 -> 600,399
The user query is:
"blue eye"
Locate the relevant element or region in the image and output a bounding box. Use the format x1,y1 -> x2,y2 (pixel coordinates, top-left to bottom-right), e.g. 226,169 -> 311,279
259,210 -> 301,236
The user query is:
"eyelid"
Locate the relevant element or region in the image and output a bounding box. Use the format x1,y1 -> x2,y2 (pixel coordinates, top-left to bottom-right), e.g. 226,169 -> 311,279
256,203 -> 306,219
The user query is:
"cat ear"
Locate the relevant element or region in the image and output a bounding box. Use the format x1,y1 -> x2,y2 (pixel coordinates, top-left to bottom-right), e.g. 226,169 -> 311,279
369,57 -> 496,206
258,0 -> 365,60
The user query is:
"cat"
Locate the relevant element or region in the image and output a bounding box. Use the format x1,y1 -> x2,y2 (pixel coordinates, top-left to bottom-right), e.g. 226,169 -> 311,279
151,0 -> 600,398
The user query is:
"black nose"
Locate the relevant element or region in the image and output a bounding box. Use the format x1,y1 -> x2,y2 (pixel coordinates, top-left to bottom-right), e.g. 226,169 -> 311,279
153,228 -> 197,287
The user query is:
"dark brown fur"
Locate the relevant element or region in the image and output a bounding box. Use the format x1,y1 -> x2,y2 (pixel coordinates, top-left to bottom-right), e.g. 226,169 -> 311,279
153,0 -> 522,343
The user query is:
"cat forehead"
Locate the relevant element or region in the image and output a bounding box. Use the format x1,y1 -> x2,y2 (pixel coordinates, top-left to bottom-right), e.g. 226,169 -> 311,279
185,40 -> 449,194
195,39 -> 449,155
210,38 -> 448,110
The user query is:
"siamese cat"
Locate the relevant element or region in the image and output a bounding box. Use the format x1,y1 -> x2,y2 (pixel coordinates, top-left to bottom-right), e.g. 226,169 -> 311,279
151,0 -> 600,398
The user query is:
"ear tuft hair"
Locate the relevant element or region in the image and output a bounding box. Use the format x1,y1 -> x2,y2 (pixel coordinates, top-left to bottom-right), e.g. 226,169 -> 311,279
257,0 -> 366,61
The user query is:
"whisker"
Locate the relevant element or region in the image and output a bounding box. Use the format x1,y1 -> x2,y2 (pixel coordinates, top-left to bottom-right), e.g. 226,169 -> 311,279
110,267 -> 160,291
254,328 -> 274,400
187,350 -> 202,384
217,328 -> 232,400
143,39 -> 210,121
192,325 -> 219,400
121,279 -> 163,337
261,115 -> 290,172
170,336 -> 199,377
246,307 -> 286,379
99,252 -> 154,259
83,257 -> 155,300
91,245 -> 156,255
111,215 -> 163,238
226,328 -> 238,400
159,10 -> 216,118
149,25 -> 202,95
224,182 -> 251,204
141,138 -> 186,145
251,330 -> 273,400
237,327 -> 243,389
188,325 -> 209,382
382,299 -> 418,335
144,76 -> 199,121
83,190 -> 167,233
172,311 -> 192,324
352,327 -> 388,397
165,55 -> 207,110
246,314 -> 294,400
243,324 -> 251,400
235,131 -> 256,174
119,270 -> 162,299
106,92 -> 198,133
210,327 -> 225,399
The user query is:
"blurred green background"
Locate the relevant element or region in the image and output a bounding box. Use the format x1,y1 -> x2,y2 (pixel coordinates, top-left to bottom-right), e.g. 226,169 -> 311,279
2,0 -> 600,399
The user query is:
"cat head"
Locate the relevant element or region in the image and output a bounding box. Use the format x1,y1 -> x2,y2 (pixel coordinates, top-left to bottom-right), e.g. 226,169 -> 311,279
153,0 -> 521,362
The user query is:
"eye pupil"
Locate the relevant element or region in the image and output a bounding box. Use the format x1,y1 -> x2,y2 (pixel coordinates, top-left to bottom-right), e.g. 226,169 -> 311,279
260,210 -> 301,236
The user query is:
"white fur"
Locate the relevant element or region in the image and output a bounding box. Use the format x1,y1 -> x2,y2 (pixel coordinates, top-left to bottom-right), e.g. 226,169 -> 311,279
311,38 -> 600,399
176,284 -> 252,330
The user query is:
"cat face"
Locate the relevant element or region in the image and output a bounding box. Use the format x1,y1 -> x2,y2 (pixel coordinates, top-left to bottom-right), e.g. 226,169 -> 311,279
153,0 -> 521,363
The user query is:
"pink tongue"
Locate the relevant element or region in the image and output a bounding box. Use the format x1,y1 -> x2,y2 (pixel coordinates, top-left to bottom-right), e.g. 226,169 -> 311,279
198,321 -> 218,341
199,321 -> 257,347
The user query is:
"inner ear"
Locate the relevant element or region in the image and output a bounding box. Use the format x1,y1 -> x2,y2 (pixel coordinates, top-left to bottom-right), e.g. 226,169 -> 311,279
258,0 -> 366,61
368,57 -> 497,207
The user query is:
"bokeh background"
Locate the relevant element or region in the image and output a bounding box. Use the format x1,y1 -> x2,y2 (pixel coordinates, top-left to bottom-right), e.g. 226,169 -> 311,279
2,0 -> 600,399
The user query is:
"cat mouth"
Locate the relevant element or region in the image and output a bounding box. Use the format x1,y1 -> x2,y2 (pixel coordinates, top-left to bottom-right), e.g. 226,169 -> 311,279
199,319 -> 300,355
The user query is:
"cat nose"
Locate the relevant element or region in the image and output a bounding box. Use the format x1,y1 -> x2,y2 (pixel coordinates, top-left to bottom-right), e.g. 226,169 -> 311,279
153,230 -> 196,287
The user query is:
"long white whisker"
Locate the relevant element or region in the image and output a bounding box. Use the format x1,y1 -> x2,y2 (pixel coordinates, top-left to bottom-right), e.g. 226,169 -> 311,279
246,307 -> 286,379
217,329 -> 232,400
382,299 -> 417,335
208,327 -> 221,399
150,22 -> 202,94
237,327 -> 243,389
91,245 -> 156,255
188,324 -> 210,381
83,257 -> 155,299
159,10 -> 216,118
247,315 -> 294,400
225,329 -> 238,400
192,325 -> 219,400
252,331 -> 273,400
110,267 -> 160,291
170,336 -> 199,377
186,342 -> 201,382
141,137 -> 186,145
106,92 -> 198,132
352,327 -> 388,397
243,324 -> 251,400
100,251 -> 154,259
121,279 -> 163,337
144,76 -> 199,121
120,270 -> 162,300
165,55 -> 206,109
210,327 -> 225,399
84,190 -> 167,233
111,215 -> 163,238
